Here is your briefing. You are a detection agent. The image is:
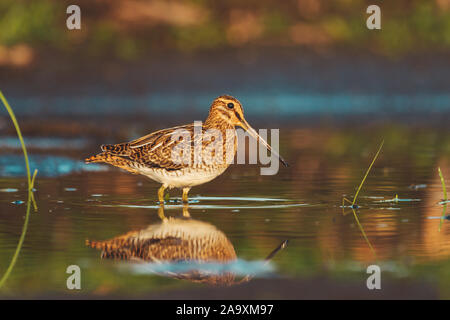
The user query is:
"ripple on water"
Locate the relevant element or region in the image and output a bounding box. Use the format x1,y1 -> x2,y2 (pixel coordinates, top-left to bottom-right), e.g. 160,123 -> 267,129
95,196 -> 309,210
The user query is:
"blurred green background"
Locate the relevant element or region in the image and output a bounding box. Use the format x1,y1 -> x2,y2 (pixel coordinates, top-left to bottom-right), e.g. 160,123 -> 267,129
1,1 -> 450,299
1,0 -> 450,67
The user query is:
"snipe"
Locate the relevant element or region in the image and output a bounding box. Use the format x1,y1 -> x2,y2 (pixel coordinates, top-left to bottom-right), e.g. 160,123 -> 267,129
87,206 -> 288,286
85,95 -> 287,203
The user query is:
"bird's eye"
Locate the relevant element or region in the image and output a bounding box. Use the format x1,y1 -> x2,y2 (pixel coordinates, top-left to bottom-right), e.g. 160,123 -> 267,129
227,102 -> 234,109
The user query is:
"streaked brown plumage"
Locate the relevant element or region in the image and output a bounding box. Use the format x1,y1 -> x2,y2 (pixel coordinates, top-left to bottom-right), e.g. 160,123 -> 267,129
87,206 -> 288,286
87,219 -> 236,262
85,95 -> 288,203
87,216 -> 237,285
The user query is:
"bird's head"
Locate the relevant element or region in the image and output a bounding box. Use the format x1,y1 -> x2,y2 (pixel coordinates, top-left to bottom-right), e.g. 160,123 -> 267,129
207,95 -> 288,167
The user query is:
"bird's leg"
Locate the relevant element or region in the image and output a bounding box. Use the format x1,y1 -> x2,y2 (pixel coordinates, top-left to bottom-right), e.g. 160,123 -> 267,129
182,203 -> 191,218
158,185 -> 167,204
182,187 -> 190,203
157,204 -> 168,222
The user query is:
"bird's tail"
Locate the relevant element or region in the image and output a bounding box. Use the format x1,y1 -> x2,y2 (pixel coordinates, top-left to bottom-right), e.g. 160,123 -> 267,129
85,152 -> 139,174
86,231 -> 141,260
85,152 -> 109,164
100,143 -> 131,156
86,231 -> 139,250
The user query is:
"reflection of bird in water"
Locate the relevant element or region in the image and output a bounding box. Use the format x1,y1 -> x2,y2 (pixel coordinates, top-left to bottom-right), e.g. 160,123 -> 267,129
87,206 -> 287,286
85,95 -> 288,203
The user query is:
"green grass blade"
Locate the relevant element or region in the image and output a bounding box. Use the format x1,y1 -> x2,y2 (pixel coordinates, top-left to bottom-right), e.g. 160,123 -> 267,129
352,140 -> 384,206
0,90 -> 36,289
30,169 -> 38,211
439,204 -> 447,232
0,190 -> 32,289
352,209 -> 377,261
438,168 -> 447,232
438,167 -> 447,201
0,91 -> 32,188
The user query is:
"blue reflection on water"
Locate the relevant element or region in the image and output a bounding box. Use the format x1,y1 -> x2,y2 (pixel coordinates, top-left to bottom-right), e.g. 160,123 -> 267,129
0,137 -> 88,149
0,154 -> 107,177
7,93 -> 450,116
128,259 -> 275,278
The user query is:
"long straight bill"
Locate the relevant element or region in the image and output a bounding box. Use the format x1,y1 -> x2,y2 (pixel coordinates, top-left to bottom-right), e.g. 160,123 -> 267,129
241,119 -> 289,167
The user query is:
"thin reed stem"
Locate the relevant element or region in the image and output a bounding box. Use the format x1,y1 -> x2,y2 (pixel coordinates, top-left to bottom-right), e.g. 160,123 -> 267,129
352,140 -> 384,206
0,91 -> 37,289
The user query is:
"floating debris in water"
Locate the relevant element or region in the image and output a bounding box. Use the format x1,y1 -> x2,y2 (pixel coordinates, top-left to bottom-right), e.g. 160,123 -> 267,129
64,187 -> 77,192
231,209 -> 240,213
91,194 -> 104,197
11,200 -> 25,205
375,195 -> 421,203
427,215 -> 450,220
0,188 -> 18,192
409,184 -> 427,190
341,204 -> 360,209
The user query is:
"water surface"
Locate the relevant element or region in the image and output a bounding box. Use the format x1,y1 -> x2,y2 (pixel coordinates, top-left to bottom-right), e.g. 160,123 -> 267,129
0,118 -> 449,299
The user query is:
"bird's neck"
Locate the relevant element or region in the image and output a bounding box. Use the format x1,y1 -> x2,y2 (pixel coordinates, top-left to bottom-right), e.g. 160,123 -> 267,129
204,112 -> 235,131
203,112 -> 238,163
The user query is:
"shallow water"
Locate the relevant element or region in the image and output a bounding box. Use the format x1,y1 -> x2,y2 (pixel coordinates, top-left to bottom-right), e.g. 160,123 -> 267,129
0,118 -> 450,299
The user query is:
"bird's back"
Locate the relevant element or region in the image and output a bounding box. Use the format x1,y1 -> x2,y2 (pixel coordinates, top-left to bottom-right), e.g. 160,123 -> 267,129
85,123 -> 237,173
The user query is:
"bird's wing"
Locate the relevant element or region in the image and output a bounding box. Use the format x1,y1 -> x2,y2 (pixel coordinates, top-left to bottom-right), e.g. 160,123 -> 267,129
128,124 -> 230,171
129,125 -> 188,148
128,124 -> 196,170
